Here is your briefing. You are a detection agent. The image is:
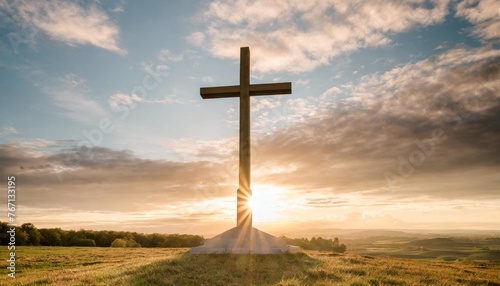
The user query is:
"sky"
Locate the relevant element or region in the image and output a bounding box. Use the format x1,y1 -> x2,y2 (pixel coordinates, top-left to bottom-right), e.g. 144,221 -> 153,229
0,0 -> 499,236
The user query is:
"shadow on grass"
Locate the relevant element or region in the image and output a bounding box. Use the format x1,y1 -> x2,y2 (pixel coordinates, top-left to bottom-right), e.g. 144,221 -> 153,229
125,251 -> 322,285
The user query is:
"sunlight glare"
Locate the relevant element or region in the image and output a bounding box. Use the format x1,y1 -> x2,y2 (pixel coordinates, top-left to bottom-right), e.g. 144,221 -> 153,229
248,185 -> 286,222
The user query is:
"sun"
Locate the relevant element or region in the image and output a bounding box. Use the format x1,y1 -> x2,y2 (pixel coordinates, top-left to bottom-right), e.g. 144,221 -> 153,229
248,185 -> 282,222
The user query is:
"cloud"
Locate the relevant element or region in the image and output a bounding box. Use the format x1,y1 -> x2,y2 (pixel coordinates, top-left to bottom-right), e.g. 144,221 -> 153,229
186,31 -> 205,46
110,1 -> 125,14
9,65 -> 109,124
158,49 -> 184,62
192,0 -> 450,72
0,124 -> 19,137
108,92 -> 183,111
202,76 -> 214,83
455,0 -> 500,42
0,143 -> 236,213
3,0 -> 126,54
108,93 -> 142,111
162,137 -> 238,161
252,98 -> 281,112
296,78 -> 310,86
252,46 -> 500,201
43,73 -> 108,123
13,138 -> 58,151
146,95 -> 184,105
140,61 -> 169,77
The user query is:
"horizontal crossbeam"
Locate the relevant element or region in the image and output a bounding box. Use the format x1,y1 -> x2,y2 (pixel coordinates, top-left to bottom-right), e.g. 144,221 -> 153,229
200,82 -> 292,99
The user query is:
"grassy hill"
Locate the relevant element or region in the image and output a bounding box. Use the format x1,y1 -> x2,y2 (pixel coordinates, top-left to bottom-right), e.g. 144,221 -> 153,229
1,247 -> 499,285
348,235 -> 500,263
408,238 -> 460,247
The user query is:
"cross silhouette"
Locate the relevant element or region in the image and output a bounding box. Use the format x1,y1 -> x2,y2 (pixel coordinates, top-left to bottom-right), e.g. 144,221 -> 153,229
200,47 -> 292,229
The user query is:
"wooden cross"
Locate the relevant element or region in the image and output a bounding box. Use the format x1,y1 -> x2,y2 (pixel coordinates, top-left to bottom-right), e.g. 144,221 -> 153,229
200,47 -> 292,229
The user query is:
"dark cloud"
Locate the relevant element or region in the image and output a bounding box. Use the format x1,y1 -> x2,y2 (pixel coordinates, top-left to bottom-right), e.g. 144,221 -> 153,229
253,46 -> 500,200
0,144 -> 236,212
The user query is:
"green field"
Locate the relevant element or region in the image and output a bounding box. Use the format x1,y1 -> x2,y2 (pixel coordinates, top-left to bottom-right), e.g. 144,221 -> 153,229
348,236 -> 500,262
1,247 -> 499,285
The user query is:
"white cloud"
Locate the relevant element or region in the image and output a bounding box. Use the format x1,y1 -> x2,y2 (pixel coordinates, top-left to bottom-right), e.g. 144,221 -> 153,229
44,74 -> 108,123
296,78 -> 310,85
158,49 -> 184,62
4,138 -> 59,158
108,92 -> 183,111
13,138 -> 56,150
140,61 -> 169,77
0,124 -> 19,137
162,137 -> 238,161
252,97 -> 281,112
146,94 -> 184,105
5,0 -> 126,54
202,76 -> 214,83
193,0 -> 450,72
455,0 -> 500,41
186,31 -> 205,46
111,1 -> 125,14
108,93 -> 142,111
321,86 -> 342,99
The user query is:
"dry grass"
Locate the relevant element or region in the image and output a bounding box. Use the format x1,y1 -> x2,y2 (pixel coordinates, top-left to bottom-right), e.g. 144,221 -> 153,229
1,247 -> 499,285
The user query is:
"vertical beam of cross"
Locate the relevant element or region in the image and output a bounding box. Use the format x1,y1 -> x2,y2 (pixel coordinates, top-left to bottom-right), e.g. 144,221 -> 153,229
238,47 -> 251,229
200,47 -> 292,230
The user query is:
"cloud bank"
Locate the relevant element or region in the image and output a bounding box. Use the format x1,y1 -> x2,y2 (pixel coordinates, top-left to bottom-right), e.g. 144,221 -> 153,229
254,45 -> 500,200
190,0 -> 450,72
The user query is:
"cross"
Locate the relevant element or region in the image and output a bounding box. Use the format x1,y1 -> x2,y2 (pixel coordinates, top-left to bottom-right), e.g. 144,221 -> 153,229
200,47 -> 292,229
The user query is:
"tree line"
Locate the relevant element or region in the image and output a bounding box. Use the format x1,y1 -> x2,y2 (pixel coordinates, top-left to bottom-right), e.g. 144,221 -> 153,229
0,222 -> 204,248
0,222 -> 347,252
281,236 -> 347,253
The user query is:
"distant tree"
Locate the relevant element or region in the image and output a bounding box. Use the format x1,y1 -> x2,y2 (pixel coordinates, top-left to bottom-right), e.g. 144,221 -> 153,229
40,229 -> 62,246
94,231 -> 112,247
61,230 -> 76,246
111,238 -> 127,248
334,243 -> 347,253
77,229 -> 94,240
310,237 -> 317,249
187,234 -> 204,247
70,237 -> 96,247
81,239 -> 96,247
133,233 -> 148,247
21,223 -> 41,246
333,237 -> 339,246
15,228 -> 29,245
280,235 -> 347,253
0,223 -> 203,248
0,222 -> 10,245
332,237 -> 347,253
110,238 -> 140,248
126,238 -> 141,248
149,233 -> 166,247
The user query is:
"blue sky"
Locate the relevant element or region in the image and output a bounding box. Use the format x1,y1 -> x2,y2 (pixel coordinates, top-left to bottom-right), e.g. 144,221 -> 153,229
0,0 -> 499,235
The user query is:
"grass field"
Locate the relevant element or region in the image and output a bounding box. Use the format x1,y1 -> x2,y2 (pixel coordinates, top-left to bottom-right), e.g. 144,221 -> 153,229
1,247 -> 499,285
348,237 -> 500,262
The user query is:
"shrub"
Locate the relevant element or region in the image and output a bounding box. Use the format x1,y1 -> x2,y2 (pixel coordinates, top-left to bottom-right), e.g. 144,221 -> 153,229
72,238 -> 96,247
111,238 -> 141,248
111,238 -> 127,248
